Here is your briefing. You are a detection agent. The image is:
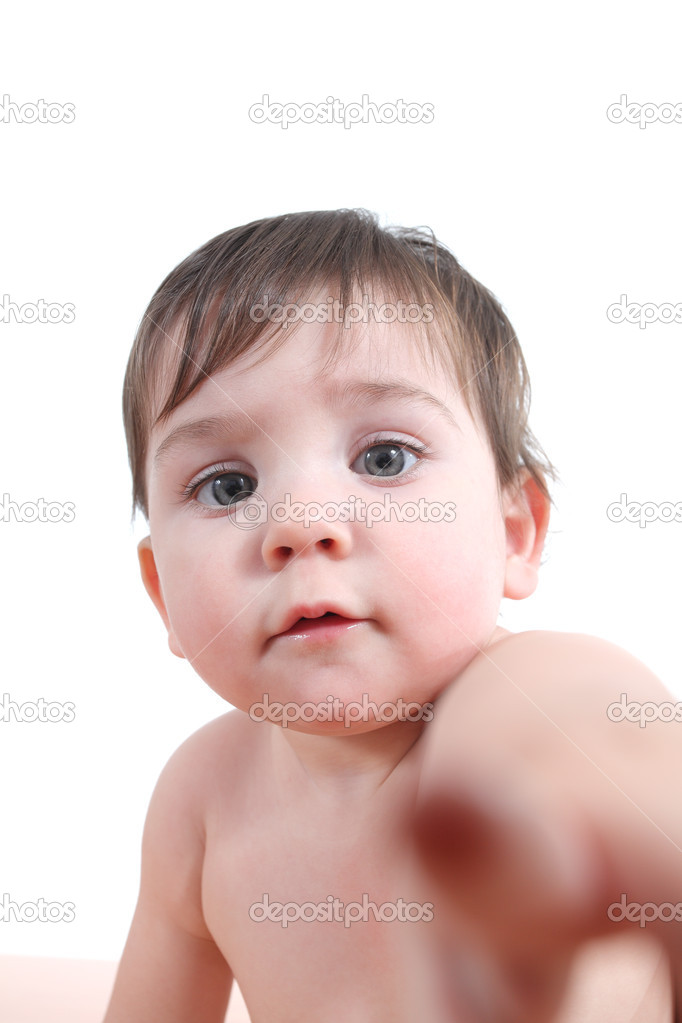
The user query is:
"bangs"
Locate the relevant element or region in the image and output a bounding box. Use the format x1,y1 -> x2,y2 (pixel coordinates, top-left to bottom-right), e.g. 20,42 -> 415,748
140,217 -> 476,433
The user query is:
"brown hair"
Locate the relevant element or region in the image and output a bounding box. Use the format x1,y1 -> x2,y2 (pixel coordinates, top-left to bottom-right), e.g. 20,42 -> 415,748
123,209 -> 557,518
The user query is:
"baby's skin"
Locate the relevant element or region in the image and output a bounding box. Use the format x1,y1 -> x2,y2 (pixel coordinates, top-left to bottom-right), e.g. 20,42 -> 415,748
104,317 -> 679,1022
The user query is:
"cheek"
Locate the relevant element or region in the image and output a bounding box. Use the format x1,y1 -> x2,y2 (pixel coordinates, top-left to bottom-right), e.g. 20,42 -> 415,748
160,557 -> 258,707
154,531 -> 254,659
379,506 -> 506,637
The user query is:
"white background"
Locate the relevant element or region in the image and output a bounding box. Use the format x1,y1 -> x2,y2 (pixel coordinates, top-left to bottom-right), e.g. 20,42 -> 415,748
0,0 -> 680,961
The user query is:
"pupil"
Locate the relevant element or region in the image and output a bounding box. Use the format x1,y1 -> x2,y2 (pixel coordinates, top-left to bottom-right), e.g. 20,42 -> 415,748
367,445 -> 404,476
212,475 -> 252,505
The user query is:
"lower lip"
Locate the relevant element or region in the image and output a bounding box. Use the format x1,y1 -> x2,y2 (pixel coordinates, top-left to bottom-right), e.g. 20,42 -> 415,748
276,616 -> 366,643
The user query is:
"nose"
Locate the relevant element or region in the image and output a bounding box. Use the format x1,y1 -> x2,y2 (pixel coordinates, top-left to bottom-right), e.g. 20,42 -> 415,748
261,496 -> 353,570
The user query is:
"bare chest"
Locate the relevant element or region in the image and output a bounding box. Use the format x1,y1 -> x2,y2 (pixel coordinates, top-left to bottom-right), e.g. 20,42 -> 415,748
202,801 -> 437,1022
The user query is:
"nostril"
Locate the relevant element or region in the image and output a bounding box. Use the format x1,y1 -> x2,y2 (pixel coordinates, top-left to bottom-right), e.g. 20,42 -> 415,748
319,538 -> 333,548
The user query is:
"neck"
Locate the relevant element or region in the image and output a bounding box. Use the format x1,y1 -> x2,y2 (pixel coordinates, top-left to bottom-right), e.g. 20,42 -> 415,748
270,718 -> 426,800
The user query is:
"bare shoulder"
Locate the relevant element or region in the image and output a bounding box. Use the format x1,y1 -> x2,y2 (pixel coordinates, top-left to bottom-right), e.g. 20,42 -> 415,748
484,627 -> 657,669
150,709 -> 251,813
423,629 -> 672,766
448,629 -> 669,708
161,707 -> 258,784
140,708 -> 256,939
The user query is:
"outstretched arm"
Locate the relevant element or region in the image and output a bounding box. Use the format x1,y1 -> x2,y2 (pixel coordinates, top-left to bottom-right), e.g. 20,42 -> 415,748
412,630 -> 680,1022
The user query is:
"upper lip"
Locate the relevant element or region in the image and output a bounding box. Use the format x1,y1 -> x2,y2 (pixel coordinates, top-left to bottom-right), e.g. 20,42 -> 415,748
274,603 -> 361,637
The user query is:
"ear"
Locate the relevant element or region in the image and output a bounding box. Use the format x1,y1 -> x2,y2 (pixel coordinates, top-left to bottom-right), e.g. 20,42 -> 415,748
137,536 -> 185,659
501,471 -> 551,600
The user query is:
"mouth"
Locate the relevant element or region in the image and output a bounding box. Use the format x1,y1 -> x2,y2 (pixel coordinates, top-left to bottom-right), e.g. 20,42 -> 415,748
289,611 -> 348,629
273,605 -> 366,641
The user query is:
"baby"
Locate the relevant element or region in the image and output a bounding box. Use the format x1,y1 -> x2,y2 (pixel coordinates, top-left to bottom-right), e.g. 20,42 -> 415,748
105,210 -> 680,1022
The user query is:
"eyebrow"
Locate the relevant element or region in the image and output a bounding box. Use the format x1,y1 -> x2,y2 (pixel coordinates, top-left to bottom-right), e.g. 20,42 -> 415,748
153,410 -> 257,469
152,379 -> 460,469
334,380 -> 460,431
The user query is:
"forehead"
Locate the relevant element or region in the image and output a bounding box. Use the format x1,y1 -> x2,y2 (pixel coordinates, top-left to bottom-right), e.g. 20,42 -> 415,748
147,273 -> 467,413
150,314 -> 464,440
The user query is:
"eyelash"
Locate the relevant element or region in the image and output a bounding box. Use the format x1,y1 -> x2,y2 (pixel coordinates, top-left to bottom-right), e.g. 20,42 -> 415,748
180,436 -> 429,503
349,435 -> 427,485
180,463 -> 239,502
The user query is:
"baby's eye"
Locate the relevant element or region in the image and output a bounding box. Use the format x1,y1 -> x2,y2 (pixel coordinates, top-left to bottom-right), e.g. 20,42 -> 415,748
195,472 -> 257,507
351,442 -> 420,478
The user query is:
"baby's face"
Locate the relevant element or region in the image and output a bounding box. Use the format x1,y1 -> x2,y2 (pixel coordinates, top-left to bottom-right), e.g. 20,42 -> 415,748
143,316 -> 517,731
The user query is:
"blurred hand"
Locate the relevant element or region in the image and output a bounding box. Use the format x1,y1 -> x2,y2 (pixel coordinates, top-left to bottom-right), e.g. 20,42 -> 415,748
411,631 -> 681,1022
